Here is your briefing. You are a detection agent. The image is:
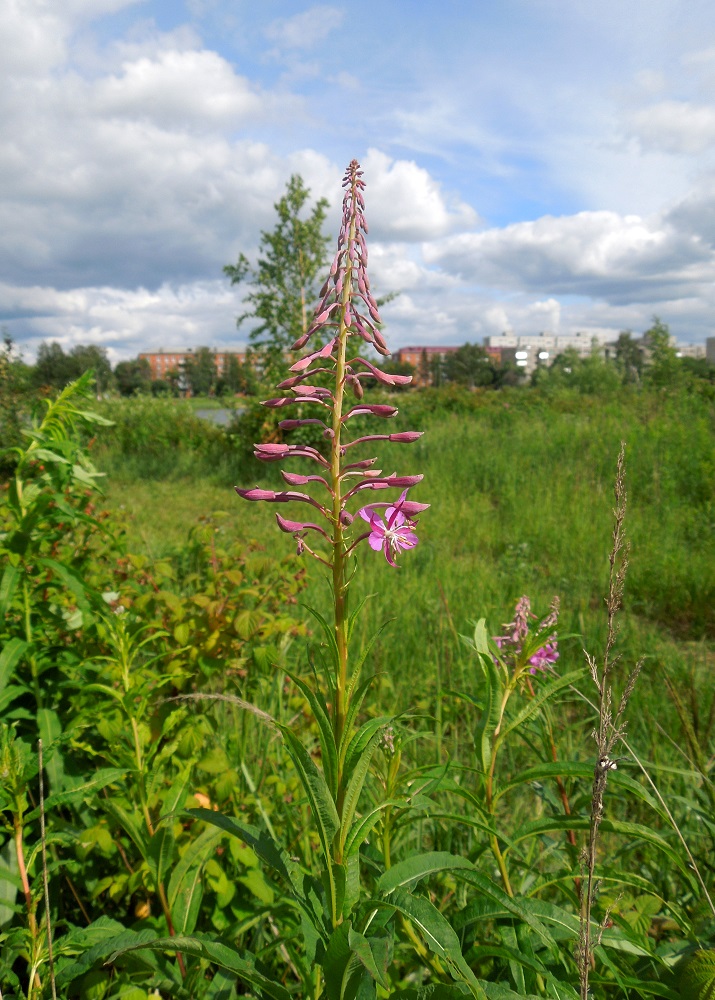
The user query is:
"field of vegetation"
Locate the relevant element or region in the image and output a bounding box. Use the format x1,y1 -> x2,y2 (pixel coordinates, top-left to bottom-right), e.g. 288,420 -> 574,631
1,367 -> 713,999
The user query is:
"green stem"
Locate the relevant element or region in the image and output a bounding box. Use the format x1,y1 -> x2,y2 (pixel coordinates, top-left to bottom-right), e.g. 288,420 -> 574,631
330,184 -> 358,803
485,688 -> 514,897
23,579 -> 43,712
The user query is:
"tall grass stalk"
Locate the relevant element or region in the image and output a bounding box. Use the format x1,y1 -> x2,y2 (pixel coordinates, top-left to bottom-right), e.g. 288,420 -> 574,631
577,444 -> 643,1000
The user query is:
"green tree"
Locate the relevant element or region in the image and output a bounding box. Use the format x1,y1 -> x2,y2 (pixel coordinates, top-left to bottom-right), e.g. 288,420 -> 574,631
218,353 -> 257,396
643,317 -> 683,390
614,330 -> 643,384
32,341 -> 76,390
443,342 -> 495,388
430,354 -> 445,387
224,174 -> 330,384
0,334 -> 33,471
114,357 -> 152,396
184,346 -> 217,397
69,344 -> 113,395
32,341 -> 112,395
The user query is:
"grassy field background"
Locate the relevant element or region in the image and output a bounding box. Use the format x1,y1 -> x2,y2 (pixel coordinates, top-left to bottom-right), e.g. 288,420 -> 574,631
97,387 -> 714,761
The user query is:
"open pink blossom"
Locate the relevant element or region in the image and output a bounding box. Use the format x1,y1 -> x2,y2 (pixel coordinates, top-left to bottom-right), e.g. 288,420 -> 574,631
357,490 -> 420,567
528,643 -> 559,674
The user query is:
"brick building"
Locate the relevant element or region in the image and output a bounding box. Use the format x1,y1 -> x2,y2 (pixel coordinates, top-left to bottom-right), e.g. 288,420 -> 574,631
138,349 -> 246,381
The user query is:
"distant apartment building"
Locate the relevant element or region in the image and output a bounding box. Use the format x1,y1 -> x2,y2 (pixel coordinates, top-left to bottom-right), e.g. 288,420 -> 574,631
675,343 -> 706,359
484,331 -> 611,374
138,349 -> 246,381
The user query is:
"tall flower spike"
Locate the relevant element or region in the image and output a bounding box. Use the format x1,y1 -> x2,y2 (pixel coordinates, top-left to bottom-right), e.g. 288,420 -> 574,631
235,159 -> 428,869
236,158 -> 428,571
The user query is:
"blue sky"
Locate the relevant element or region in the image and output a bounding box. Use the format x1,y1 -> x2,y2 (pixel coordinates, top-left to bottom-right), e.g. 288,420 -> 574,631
2,0 -> 715,361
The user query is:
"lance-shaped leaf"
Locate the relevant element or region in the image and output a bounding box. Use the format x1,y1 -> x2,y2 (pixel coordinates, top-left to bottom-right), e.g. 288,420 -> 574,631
107,935 -> 291,1000
378,888 -> 487,997
278,726 -> 340,922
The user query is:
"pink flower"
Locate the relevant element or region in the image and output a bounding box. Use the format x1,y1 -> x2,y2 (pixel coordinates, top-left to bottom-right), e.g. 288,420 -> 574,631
528,643 -> 559,674
357,490 -> 420,567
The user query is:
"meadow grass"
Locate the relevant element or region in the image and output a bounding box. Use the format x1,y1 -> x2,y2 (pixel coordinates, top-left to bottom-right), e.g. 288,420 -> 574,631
99,387 -> 714,763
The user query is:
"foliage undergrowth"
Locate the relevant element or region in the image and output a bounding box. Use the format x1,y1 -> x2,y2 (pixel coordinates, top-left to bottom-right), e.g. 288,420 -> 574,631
1,372 -> 713,997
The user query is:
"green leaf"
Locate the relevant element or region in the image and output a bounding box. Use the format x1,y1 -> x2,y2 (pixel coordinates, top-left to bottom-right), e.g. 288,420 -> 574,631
343,799 -> 406,858
382,888 -> 487,998
108,934 -> 291,1000
25,768 -> 127,822
342,716 -> 391,781
32,448 -> 70,465
287,670 -> 338,800
473,638 -> 503,775
378,853 -> 556,952
473,618 -> 490,656
456,870 -> 557,951
339,726 -> 385,855
37,707 -> 64,794
500,670 -> 583,739
377,851 -> 474,894
389,988 -> 471,1000
0,638 -> 27,696
0,839 -> 19,928
102,799 -> 149,861
147,770 -> 191,889
347,926 -> 390,989
0,564 -> 21,618
347,593 -> 374,645
279,726 -> 339,864
347,619 -> 392,697
168,827 -> 222,935
323,922 -> 356,1000
186,809 -> 305,901
303,604 -> 340,673
508,815 -> 696,887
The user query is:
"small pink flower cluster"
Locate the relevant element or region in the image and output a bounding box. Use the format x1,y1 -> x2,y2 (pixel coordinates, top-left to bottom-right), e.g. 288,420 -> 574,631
494,595 -> 560,675
236,160 -> 427,568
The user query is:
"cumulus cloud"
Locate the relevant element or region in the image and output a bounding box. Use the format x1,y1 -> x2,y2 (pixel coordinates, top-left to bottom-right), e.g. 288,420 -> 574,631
2,280 -> 245,364
92,49 -> 280,129
362,150 -> 479,241
425,210 -> 712,304
630,100 -> 715,154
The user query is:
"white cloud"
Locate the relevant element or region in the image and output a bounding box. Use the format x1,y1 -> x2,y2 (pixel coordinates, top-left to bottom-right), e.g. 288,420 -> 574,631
92,49 -> 277,128
265,5 -> 344,50
2,280 -> 246,364
630,100 -> 715,154
425,210 -> 712,304
362,150 -> 479,242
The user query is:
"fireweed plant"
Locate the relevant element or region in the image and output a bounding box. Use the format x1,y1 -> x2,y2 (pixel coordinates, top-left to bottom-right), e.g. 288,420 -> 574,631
170,161 -> 519,999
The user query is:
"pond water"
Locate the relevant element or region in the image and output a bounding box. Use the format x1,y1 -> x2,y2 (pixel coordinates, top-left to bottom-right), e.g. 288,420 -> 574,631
194,408 -> 241,426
